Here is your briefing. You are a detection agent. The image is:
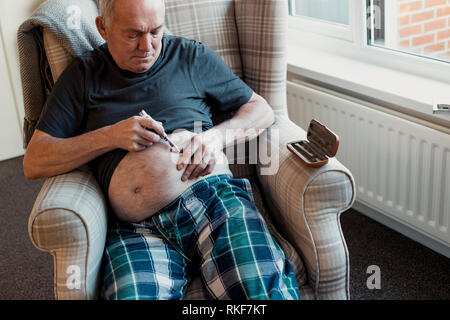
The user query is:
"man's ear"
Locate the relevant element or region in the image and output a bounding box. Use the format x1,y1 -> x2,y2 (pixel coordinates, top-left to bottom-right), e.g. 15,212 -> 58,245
95,16 -> 108,40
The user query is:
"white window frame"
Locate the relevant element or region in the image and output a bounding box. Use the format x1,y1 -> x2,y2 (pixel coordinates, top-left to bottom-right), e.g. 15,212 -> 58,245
288,0 -> 450,84
381,0 -> 398,48
288,0 -> 355,42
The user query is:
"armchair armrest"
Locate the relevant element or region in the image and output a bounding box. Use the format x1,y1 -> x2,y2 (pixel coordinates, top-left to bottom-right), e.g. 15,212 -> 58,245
28,167 -> 108,300
257,115 -> 356,299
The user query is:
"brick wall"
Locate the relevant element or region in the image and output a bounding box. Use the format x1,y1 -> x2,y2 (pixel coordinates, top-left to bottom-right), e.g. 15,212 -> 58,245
398,0 -> 450,60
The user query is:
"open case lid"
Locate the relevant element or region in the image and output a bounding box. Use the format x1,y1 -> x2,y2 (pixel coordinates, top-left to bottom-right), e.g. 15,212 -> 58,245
307,119 -> 339,157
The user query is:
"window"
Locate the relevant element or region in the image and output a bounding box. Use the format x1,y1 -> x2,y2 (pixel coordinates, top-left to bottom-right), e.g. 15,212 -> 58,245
288,0 -> 450,83
290,0 -> 350,25
287,0 -> 450,117
367,0 -> 450,64
289,0 -> 450,64
288,0 -> 355,41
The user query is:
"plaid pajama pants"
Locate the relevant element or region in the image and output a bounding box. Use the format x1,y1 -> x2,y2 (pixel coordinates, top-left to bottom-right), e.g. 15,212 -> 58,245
102,174 -> 300,300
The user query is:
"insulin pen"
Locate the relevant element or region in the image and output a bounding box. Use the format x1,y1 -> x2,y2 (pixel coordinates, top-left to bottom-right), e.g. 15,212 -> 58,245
139,110 -> 181,153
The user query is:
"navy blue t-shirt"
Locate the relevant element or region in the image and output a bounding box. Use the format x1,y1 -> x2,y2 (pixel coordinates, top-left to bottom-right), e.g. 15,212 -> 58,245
36,35 -> 253,194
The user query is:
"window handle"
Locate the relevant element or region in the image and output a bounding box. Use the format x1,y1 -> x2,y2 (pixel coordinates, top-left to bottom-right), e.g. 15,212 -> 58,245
433,104 -> 450,114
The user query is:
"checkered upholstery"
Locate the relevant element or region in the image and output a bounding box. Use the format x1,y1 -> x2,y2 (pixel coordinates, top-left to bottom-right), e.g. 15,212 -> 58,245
27,0 -> 356,300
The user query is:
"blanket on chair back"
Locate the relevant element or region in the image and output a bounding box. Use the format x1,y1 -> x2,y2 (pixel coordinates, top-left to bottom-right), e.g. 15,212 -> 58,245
17,0 -> 104,148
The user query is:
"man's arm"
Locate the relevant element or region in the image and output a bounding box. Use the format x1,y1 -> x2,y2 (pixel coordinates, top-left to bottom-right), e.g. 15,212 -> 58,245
23,116 -> 165,179
24,127 -> 112,180
177,92 -> 274,180
209,92 -> 275,148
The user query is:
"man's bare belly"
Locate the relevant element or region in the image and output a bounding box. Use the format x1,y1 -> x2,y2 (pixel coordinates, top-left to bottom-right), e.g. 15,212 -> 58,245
108,130 -> 231,222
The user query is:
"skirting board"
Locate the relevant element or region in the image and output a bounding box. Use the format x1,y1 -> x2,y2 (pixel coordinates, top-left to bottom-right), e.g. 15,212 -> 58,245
352,201 -> 450,259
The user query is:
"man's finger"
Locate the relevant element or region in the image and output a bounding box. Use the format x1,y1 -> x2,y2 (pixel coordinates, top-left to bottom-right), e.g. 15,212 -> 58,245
135,136 -> 154,147
181,163 -> 197,181
201,157 -> 216,175
138,117 -> 166,137
132,142 -> 147,152
177,138 -> 201,170
137,127 -> 160,142
199,162 -> 214,177
189,151 -> 211,180
181,147 -> 204,180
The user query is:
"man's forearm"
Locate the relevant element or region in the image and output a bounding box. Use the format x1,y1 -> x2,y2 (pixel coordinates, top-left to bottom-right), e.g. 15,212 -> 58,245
209,93 -> 275,149
23,126 -> 114,179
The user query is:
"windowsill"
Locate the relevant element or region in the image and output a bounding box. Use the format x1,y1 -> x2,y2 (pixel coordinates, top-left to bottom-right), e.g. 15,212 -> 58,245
287,43 -> 450,130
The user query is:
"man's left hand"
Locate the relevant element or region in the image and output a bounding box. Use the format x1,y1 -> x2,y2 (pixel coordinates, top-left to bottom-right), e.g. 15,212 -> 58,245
177,130 -> 224,181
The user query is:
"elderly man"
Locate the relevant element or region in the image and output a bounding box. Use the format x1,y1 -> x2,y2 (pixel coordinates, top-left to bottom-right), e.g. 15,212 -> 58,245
23,0 -> 300,300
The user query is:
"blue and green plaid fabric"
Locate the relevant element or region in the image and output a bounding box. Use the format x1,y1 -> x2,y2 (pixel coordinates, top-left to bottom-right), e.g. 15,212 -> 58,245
103,174 -> 300,300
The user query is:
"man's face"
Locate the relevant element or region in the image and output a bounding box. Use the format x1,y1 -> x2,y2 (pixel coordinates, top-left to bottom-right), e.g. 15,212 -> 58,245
97,0 -> 165,73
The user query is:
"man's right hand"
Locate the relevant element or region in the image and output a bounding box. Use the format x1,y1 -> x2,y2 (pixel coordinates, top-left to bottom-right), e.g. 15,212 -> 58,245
108,115 -> 166,152
23,115 -> 166,180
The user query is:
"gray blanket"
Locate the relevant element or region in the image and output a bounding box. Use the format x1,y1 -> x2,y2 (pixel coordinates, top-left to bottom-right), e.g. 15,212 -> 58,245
17,0 -> 104,147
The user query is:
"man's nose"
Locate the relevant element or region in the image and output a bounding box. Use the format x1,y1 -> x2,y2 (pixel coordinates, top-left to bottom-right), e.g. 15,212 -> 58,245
139,33 -> 152,52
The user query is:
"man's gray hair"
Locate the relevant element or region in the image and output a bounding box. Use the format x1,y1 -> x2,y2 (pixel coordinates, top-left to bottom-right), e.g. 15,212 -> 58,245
97,0 -> 166,28
98,0 -> 116,27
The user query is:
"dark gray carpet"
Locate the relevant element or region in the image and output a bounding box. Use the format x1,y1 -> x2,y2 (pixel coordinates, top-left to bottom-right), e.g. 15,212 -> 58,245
0,156 -> 449,300
0,156 -> 53,300
341,210 -> 450,300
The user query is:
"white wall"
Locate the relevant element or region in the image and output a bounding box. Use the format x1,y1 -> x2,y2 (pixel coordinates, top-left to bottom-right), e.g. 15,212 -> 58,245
0,0 -> 45,161
0,36 -> 23,160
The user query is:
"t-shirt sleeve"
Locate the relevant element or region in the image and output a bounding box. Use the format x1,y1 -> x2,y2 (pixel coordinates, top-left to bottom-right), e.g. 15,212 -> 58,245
190,41 -> 253,113
35,57 -> 86,138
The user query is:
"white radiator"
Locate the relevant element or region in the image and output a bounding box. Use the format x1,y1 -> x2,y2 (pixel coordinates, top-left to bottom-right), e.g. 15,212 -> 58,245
287,80 -> 450,254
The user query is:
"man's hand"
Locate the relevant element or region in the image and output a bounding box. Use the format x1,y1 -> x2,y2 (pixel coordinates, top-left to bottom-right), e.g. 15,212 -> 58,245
108,115 -> 166,152
176,130 -> 224,181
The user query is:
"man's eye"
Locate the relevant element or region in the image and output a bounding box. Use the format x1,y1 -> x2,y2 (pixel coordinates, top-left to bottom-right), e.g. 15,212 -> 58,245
128,33 -> 139,39
152,28 -> 163,36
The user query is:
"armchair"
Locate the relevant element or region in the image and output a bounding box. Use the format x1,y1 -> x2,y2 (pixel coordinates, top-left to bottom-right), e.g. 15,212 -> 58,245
24,0 -> 356,300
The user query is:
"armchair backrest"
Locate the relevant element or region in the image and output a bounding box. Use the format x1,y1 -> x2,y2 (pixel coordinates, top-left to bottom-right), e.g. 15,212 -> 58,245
21,0 -> 288,147
164,0 -> 289,117
44,0 -> 289,114
40,0 -> 289,138
39,0 -> 289,178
